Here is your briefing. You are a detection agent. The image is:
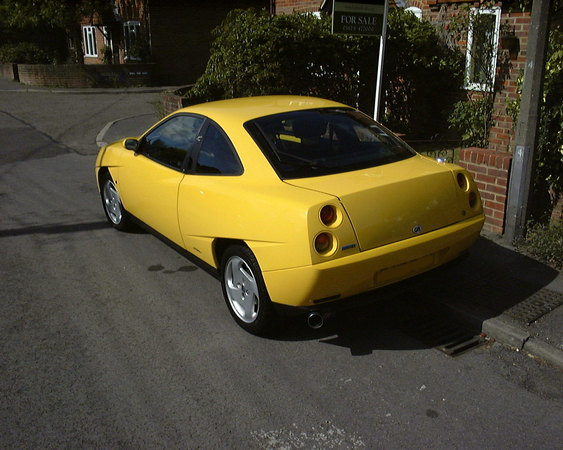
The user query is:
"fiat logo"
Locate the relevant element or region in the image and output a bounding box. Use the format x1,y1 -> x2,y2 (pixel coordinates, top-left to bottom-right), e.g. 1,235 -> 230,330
413,225 -> 422,234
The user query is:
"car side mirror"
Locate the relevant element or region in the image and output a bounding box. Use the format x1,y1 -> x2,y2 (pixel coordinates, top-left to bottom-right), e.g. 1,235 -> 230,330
124,138 -> 139,151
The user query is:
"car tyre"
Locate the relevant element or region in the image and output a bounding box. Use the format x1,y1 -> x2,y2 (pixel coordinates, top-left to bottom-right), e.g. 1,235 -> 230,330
100,173 -> 132,231
221,245 -> 276,335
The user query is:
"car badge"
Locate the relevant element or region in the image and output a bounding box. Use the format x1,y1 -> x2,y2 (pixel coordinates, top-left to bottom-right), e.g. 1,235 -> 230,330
413,225 -> 422,234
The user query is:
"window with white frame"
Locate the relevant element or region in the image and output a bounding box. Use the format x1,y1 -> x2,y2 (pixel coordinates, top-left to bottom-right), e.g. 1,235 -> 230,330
83,25 -> 97,57
123,21 -> 141,60
465,7 -> 501,91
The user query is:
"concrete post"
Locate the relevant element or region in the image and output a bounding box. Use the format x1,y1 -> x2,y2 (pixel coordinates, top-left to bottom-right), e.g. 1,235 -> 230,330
504,0 -> 551,242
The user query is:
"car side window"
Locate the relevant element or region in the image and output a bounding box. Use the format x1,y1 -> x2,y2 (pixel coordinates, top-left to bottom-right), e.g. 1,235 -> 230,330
195,123 -> 243,175
141,115 -> 204,170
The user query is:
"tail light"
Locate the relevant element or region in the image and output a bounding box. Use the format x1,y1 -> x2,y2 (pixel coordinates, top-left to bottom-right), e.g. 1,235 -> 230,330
456,171 -> 480,211
320,205 -> 337,226
314,232 -> 334,255
457,172 -> 469,191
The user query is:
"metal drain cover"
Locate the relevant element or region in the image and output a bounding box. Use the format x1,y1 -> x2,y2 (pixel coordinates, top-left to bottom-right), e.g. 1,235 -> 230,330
400,313 -> 485,357
504,289 -> 563,325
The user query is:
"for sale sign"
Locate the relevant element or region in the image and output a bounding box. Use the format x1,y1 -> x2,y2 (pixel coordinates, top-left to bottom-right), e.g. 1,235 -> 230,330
332,0 -> 386,36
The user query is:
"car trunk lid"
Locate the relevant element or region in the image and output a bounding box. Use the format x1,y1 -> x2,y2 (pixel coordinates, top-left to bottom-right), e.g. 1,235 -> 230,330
285,156 -> 461,251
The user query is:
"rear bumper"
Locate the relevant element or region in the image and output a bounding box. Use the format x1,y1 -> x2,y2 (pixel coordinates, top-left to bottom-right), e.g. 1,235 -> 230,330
262,214 -> 484,308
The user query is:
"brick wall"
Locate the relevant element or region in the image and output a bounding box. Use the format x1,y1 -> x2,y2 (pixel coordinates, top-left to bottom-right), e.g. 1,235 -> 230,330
160,87 -> 200,116
17,64 -> 155,88
459,147 -> 512,234
0,63 -> 18,80
275,0 -> 322,14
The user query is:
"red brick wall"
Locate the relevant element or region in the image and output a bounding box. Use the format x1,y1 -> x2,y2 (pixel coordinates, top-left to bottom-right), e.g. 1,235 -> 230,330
488,11 -> 530,152
17,64 -> 155,88
275,0 -> 322,14
459,147 -> 512,233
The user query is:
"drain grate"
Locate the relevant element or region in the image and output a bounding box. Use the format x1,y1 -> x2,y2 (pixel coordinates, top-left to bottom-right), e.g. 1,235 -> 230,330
504,289 -> 563,325
400,313 -> 485,357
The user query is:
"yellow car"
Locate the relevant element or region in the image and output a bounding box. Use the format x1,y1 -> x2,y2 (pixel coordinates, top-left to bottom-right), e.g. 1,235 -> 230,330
96,96 -> 484,334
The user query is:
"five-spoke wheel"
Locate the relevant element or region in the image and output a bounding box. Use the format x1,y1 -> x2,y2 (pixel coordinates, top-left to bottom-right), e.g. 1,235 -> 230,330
221,245 -> 275,334
100,173 -> 131,230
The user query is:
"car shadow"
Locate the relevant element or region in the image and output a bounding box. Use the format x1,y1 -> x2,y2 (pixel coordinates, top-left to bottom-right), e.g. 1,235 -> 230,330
266,236 -> 560,355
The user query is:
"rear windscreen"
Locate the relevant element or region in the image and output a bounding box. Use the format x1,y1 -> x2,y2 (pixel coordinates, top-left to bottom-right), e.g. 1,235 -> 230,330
245,108 -> 415,179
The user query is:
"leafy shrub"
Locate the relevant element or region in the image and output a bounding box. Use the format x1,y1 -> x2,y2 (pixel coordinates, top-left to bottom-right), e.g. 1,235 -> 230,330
383,8 -> 464,137
448,95 -> 494,148
188,9 -> 361,106
0,41 -> 53,64
187,8 -> 464,139
101,45 -> 113,65
517,222 -> 563,269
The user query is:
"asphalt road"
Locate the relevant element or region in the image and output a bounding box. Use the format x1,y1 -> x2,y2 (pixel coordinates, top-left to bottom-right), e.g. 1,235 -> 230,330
1,87 -> 562,448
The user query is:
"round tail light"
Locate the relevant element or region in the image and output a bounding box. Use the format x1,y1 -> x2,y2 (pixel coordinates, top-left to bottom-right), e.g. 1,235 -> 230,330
457,172 -> 468,191
314,232 -> 333,254
320,205 -> 337,226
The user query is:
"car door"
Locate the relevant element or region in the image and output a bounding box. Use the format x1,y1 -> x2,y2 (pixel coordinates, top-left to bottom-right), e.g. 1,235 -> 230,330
118,114 -> 205,246
177,121 -> 244,266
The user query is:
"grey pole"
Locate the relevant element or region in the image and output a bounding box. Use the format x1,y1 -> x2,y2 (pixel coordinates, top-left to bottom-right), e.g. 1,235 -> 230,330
373,0 -> 389,121
504,0 -> 551,243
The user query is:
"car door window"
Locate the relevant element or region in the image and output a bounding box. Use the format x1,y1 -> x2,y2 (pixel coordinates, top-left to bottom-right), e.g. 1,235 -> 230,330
141,115 -> 204,170
195,123 -> 243,175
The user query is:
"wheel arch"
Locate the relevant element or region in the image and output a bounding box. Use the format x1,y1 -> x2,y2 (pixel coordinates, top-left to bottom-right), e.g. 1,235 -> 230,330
97,166 -> 113,191
213,238 -> 249,270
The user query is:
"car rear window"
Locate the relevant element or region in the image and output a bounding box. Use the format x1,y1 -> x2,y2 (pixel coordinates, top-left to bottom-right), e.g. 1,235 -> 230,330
245,108 -> 416,179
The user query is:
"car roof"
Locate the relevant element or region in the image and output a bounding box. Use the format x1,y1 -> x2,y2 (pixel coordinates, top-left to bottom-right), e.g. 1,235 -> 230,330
178,95 -> 348,124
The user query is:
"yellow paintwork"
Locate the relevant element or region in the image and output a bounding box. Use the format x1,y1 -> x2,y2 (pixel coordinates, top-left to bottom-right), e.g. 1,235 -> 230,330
96,96 -> 484,308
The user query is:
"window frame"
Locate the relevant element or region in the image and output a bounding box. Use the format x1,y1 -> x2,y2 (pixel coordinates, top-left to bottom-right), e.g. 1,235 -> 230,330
137,113 -> 206,172
192,120 -> 244,177
244,108 -> 416,180
464,6 -> 502,92
123,20 -> 141,61
82,25 -> 98,57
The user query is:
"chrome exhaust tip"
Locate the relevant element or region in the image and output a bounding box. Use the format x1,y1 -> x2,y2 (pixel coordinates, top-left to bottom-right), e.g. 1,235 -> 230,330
307,312 -> 324,329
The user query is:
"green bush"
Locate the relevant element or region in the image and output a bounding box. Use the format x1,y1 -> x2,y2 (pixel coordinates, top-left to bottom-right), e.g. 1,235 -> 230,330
101,45 -> 113,65
448,95 -> 494,148
383,9 -> 464,137
187,8 -> 464,138
517,222 -> 563,269
188,9 -> 361,106
0,41 -> 53,64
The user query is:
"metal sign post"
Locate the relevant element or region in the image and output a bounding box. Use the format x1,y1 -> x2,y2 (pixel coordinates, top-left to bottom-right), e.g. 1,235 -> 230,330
331,0 -> 388,121
373,0 -> 388,121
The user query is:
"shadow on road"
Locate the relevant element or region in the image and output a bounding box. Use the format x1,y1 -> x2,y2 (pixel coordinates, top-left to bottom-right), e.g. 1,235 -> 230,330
267,236 -> 560,356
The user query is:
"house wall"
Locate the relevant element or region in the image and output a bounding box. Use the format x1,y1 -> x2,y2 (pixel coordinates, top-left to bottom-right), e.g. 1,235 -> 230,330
148,0 -> 269,85
405,1 -> 531,154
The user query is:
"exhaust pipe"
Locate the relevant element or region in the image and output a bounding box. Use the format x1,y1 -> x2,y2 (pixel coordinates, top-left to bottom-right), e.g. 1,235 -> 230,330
307,312 -> 324,329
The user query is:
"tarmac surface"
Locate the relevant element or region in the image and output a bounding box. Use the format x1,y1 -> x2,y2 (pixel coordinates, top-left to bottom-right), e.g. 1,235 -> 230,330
2,77 -> 562,370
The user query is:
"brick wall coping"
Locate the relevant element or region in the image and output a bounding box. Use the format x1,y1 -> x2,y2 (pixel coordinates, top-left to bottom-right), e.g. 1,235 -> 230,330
459,147 -> 512,170
15,63 -> 156,88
